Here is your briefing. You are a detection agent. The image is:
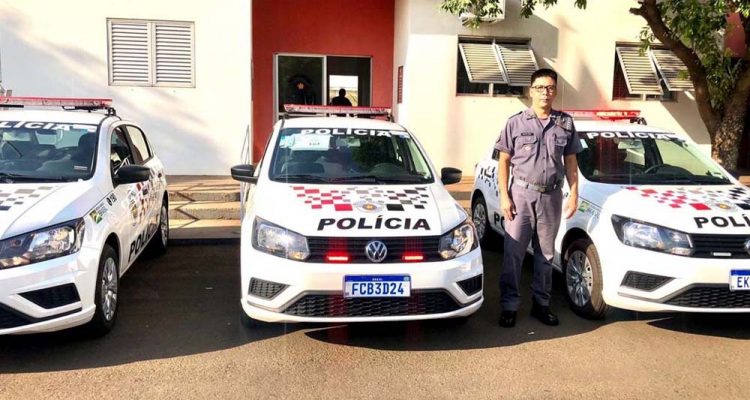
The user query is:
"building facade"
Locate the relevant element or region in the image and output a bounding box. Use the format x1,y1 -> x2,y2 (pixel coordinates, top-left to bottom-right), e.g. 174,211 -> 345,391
1,0 -> 745,175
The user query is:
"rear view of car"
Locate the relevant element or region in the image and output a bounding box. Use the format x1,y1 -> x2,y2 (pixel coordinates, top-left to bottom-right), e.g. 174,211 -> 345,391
232,105 -> 483,326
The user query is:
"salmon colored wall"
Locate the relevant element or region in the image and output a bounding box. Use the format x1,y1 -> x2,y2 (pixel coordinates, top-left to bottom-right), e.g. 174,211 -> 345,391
252,0 -> 395,160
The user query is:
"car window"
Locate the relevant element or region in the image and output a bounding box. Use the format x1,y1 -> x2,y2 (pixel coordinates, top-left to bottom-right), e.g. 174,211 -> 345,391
577,131 -> 729,185
0,121 -> 98,181
268,127 -> 434,184
126,126 -> 152,164
111,127 -> 134,173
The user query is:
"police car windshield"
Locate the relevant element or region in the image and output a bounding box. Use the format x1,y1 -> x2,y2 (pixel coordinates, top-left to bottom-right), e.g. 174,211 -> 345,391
269,127 -> 434,184
577,131 -> 731,185
0,122 -> 99,182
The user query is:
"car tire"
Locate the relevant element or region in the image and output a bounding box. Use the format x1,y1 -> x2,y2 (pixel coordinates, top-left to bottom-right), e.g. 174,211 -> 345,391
85,244 -> 119,336
145,198 -> 169,257
472,194 -> 501,249
563,238 -> 610,319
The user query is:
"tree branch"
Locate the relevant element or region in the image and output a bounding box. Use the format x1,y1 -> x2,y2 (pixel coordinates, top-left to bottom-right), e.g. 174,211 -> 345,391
630,0 -> 721,132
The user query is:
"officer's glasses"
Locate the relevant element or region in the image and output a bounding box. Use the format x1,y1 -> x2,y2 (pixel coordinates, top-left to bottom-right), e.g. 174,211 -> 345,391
531,85 -> 557,93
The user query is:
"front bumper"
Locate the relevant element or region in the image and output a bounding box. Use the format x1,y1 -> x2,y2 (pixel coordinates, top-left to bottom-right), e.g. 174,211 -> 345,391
599,240 -> 750,313
240,246 -> 484,323
0,246 -> 100,334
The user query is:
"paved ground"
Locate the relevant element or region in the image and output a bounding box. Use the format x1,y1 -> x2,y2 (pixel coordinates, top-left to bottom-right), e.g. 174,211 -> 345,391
1,243 -> 748,400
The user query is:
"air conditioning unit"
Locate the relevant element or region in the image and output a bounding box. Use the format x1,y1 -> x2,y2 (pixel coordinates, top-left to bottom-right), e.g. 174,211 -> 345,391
458,1 -> 505,26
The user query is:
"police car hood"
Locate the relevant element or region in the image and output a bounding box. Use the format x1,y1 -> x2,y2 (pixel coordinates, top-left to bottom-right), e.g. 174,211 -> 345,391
586,182 -> 750,234
254,181 -> 467,237
0,181 -> 102,239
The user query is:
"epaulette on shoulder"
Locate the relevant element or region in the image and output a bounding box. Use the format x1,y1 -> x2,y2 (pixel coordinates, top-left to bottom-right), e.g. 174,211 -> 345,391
556,112 -> 575,130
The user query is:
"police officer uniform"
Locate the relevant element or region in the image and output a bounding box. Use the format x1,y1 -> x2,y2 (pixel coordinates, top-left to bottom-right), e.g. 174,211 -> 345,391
495,107 -> 582,316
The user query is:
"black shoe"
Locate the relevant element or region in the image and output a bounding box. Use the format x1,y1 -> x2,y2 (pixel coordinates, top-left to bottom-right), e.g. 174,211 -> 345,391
531,302 -> 559,326
498,310 -> 517,328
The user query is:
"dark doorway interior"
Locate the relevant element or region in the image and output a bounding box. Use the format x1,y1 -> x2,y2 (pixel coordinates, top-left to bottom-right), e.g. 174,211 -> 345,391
740,103 -> 750,170
326,56 -> 371,107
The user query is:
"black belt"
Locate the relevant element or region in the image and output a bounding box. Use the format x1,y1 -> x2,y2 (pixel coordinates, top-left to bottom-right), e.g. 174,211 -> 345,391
513,178 -> 563,193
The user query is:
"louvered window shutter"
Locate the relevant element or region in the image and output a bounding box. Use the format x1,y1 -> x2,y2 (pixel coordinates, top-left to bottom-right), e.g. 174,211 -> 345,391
458,43 -> 507,84
615,46 -> 661,95
495,44 -> 538,86
109,21 -> 151,85
650,49 -> 693,92
154,23 -> 195,87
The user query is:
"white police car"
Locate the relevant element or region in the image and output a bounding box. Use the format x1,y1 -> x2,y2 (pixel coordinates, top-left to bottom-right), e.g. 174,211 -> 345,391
231,105 -> 482,325
473,110 -> 750,318
0,97 -> 168,335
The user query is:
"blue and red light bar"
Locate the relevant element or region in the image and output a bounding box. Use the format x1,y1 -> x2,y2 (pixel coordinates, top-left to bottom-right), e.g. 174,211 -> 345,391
564,109 -> 641,121
284,104 -> 391,117
0,96 -> 113,109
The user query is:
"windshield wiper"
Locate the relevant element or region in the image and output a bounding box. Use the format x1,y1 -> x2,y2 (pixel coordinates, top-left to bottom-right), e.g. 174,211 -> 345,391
0,172 -> 72,183
273,174 -> 333,183
334,174 -> 430,184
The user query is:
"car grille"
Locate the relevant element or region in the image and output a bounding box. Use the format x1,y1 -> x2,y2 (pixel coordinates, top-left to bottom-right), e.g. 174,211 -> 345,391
306,236 -> 443,263
457,274 -> 483,296
248,278 -> 288,299
621,272 -> 672,291
19,283 -> 80,309
664,286 -> 750,308
690,234 -> 750,259
282,290 -> 462,317
0,305 -> 30,329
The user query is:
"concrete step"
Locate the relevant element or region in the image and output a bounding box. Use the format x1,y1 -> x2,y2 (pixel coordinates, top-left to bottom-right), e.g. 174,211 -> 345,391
169,189 -> 240,202
168,201 -> 241,220
169,219 -> 241,241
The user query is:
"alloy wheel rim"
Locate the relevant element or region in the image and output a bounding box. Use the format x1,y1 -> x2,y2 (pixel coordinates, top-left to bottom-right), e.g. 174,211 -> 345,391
473,202 -> 487,240
101,257 -> 118,321
566,250 -> 594,307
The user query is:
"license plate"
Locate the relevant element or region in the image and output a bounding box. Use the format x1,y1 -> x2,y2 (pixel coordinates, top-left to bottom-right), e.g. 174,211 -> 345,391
729,270 -> 750,291
344,275 -> 411,298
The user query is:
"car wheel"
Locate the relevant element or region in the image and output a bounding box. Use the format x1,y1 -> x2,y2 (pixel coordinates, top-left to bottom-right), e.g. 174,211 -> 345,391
146,199 -> 169,257
472,194 -> 500,248
563,238 -> 610,319
85,244 -> 119,336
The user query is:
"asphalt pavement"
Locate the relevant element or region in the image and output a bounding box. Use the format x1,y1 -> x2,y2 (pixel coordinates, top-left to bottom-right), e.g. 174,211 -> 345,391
0,242 -> 748,399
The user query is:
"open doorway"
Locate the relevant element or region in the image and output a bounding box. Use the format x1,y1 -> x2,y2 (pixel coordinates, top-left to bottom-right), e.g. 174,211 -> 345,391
275,54 -> 371,119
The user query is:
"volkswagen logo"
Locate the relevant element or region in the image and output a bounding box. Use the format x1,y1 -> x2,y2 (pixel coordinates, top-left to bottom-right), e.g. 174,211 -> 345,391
745,239 -> 750,256
365,240 -> 388,263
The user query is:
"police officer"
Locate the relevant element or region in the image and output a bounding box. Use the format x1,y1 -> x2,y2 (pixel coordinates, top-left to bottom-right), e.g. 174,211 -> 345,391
495,68 -> 582,327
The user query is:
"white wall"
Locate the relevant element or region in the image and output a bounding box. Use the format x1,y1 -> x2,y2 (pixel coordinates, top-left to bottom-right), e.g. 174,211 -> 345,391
395,0 -> 710,174
0,0 -> 252,175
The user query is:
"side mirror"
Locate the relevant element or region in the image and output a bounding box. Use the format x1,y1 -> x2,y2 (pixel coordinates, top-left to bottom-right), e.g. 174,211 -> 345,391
441,167 -> 462,185
114,165 -> 151,185
231,164 -> 257,184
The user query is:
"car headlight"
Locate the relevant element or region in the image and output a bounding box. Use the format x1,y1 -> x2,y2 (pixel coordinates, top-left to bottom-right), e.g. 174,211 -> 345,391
0,219 -> 85,269
252,217 -> 309,261
611,215 -> 693,256
439,219 -> 478,260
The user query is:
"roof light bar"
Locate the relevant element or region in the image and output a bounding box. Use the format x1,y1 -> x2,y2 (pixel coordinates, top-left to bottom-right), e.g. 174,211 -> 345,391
283,104 -> 391,116
0,96 -> 113,109
564,109 -> 641,121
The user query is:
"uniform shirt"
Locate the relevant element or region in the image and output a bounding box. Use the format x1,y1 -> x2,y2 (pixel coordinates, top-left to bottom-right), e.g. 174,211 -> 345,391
495,108 -> 582,187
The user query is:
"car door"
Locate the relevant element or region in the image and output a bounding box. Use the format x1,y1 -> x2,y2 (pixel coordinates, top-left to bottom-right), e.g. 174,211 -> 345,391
122,125 -> 163,264
477,147 -> 502,232
109,126 -> 139,270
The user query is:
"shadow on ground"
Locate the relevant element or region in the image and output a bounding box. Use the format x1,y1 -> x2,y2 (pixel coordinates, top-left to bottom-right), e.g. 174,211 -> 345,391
1,243 -> 747,373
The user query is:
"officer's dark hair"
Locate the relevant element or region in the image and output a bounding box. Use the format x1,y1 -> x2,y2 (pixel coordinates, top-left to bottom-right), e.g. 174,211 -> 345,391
530,68 -> 558,85
338,88 -> 346,97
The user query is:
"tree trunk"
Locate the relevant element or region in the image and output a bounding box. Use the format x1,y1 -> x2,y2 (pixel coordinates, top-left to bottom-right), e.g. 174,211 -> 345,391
711,91 -> 749,170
